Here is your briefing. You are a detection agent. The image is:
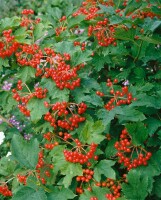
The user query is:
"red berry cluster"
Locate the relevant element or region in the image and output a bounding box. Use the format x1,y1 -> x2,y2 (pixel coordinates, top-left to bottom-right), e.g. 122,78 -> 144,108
12,80 -> 48,116
36,151 -> 54,184
0,29 -> 19,58
59,16 -> 67,22
104,178 -> 121,199
114,129 -> 152,170
44,102 -> 87,130
129,10 -> 160,20
96,79 -> 136,111
76,187 -> 84,194
43,132 -> 59,150
64,142 -> 97,164
21,9 -> 34,15
76,168 -> 94,183
55,26 -> 67,36
20,9 -> 40,28
15,44 -> 43,68
73,41 -> 86,51
55,15 -> 67,36
90,197 -> 98,200
39,48 -> 85,90
0,185 -> 12,197
105,194 -> 117,200
88,19 -> 117,47
45,63 -> 82,90
17,174 -> 27,185
72,1 -> 99,20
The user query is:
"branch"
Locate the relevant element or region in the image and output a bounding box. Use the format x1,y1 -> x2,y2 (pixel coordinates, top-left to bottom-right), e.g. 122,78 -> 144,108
0,115 -> 13,127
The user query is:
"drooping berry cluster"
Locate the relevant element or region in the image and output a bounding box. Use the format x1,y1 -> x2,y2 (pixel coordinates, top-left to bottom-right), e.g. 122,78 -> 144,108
76,169 -> 94,193
21,9 -> 34,15
64,140 -> 97,164
55,16 -> 67,36
44,102 -> 87,130
88,19 -> 117,47
96,79 -> 136,111
73,41 -> 87,51
0,185 -> 12,197
17,174 -> 27,185
72,1 -> 99,20
43,49 -> 84,90
114,128 -> 152,170
76,168 -> 94,183
90,197 -> 98,200
43,132 -> 59,150
12,80 -> 48,116
15,44 -> 43,68
36,151 -> 54,184
20,9 -> 40,28
0,29 -> 19,58
104,178 -> 121,199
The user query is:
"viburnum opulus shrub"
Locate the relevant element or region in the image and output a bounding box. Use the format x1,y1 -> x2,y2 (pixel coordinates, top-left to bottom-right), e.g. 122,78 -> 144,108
0,0 -> 161,199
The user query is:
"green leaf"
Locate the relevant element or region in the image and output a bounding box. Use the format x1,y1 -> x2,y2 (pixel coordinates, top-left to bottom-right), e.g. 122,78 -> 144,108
71,50 -> 92,66
80,120 -> 106,144
79,186 -> 110,200
143,18 -> 161,32
98,5 -> 115,15
52,7 -> 62,19
61,162 -> 83,188
145,118 -> 161,136
130,94 -> 160,109
27,98 -> 49,122
117,107 -> 146,123
97,107 -> 123,126
0,157 -> 16,176
54,41 -> 77,54
94,160 -> 116,181
105,139 -> 118,158
47,187 -> 76,200
11,135 -> 39,169
109,15 -> 123,25
124,1 -> 142,15
115,28 -> 135,41
122,169 -> 149,200
68,15 -> 85,28
0,57 -> 9,68
34,23 -> 45,41
16,67 -> 36,82
139,35 -> 161,45
78,94 -> 104,107
92,54 -> 111,71
0,16 -> 20,31
12,187 -> 47,200
40,78 -> 70,102
125,122 -> 148,145
152,176 -> 161,198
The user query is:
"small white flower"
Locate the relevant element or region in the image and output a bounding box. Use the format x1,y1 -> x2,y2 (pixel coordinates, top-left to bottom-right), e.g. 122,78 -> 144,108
0,132 -> 5,145
6,152 -> 12,157
74,29 -> 84,35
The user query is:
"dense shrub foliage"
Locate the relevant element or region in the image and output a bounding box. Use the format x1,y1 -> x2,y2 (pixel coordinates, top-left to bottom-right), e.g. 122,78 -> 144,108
0,0 -> 161,199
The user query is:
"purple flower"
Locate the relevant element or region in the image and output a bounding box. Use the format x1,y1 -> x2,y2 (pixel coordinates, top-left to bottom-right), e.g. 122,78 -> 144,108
2,81 -> 12,91
0,118 -> 3,124
24,134 -> 33,140
9,116 -> 25,132
122,80 -> 129,86
34,82 -> 39,88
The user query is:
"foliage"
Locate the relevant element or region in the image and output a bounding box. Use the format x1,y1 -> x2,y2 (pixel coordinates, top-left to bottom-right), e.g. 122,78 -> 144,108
0,0 -> 161,199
